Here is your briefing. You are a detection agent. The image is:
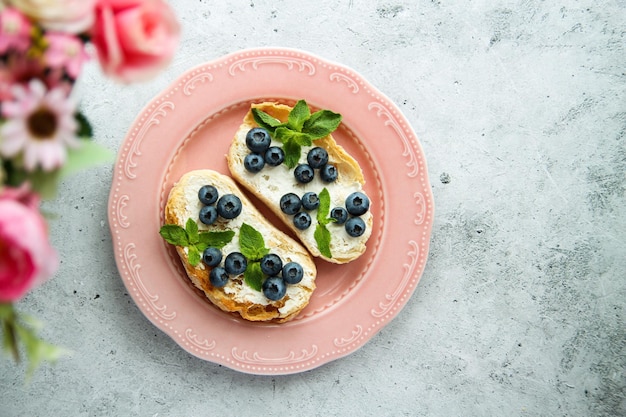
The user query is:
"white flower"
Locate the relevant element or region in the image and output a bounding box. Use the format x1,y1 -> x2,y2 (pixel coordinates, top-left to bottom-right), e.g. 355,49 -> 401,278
1,79 -> 80,171
5,0 -> 96,33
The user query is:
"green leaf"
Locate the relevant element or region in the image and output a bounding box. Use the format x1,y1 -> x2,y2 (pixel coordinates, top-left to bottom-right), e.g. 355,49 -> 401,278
282,139 -> 302,169
239,223 -> 269,261
292,132 -> 313,147
3,305 -> 70,379
25,339 -> 68,380
5,165 -> 61,200
302,109 -> 342,139
251,108 -> 284,132
244,262 -> 264,292
2,318 -> 19,362
59,140 -> 115,179
1,140 -> 113,200
273,126 -> 292,143
1,304 -> 19,362
313,188 -> 333,258
185,218 -> 199,244
317,188 -> 332,226
188,246 -> 201,266
75,112 -> 93,139
314,224 -> 332,258
274,127 -> 313,147
197,230 -> 235,249
13,318 -> 69,380
159,224 -> 190,246
287,100 -> 311,131
0,303 -> 14,319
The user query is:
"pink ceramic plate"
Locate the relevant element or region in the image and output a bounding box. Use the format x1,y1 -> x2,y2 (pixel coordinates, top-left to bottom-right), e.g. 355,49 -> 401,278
108,47 -> 434,375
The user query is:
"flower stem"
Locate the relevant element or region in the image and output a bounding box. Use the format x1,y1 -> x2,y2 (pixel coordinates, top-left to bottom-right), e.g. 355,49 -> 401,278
0,303 -> 20,362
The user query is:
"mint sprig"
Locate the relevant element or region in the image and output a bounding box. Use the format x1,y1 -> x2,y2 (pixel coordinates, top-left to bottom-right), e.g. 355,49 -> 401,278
313,188 -> 334,258
251,100 -> 342,169
239,223 -> 270,291
244,262 -> 264,292
239,223 -> 269,261
159,218 -> 235,267
287,99 -> 310,131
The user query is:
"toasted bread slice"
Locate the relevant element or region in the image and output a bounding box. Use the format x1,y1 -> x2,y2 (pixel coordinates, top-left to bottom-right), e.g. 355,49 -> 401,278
227,102 -> 373,264
163,169 -> 316,322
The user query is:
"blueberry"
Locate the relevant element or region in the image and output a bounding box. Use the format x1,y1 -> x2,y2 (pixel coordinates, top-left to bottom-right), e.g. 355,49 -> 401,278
282,262 -> 304,284
202,247 -> 222,267
198,185 -> 218,205
330,207 -> 348,224
294,164 -> 314,184
345,192 -> 370,216
244,153 -> 265,173
260,253 -> 283,276
245,127 -> 271,153
216,194 -> 242,219
224,252 -> 247,275
280,193 -> 302,215
301,192 -> 319,210
199,205 -> 218,225
209,266 -> 229,287
262,276 -> 287,301
306,147 -> 328,169
345,217 -> 366,237
264,146 -> 284,166
320,164 -> 338,183
293,211 -> 312,230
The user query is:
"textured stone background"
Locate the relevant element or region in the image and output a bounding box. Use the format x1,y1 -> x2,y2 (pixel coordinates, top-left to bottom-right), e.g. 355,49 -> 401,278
1,1 -> 625,416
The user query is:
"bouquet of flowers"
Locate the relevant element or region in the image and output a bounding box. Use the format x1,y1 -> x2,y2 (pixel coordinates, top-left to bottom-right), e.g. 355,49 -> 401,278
0,0 -> 180,376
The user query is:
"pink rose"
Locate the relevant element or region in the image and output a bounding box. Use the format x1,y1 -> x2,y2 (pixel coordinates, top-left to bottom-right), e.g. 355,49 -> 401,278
92,0 -> 180,83
0,7 -> 33,54
44,32 -> 91,79
0,186 -> 58,302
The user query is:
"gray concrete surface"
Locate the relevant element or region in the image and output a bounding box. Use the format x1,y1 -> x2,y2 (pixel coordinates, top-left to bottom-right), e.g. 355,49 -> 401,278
2,1 -> 625,416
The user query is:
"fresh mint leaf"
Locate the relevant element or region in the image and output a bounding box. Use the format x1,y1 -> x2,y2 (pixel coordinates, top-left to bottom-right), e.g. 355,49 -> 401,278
317,188 -> 332,226
239,223 -> 269,261
185,218 -> 199,244
293,132 -> 313,147
197,230 -> 235,249
302,110 -> 342,139
314,188 -> 333,258
244,261 -> 264,292
251,108 -> 284,132
160,221 -> 234,267
314,224 -> 332,258
273,126 -> 293,143
282,138 -> 302,169
287,100 -> 311,132
188,246 -> 201,266
159,224 -> 189,246
274,127 -> 313,147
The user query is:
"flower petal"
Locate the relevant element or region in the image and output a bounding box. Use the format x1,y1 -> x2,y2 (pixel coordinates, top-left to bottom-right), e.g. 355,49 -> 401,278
0,122 -> 27,156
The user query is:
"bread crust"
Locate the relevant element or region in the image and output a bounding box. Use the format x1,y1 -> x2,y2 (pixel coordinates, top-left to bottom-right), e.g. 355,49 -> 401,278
164,169 -> 316,322
227,102 -> 373,264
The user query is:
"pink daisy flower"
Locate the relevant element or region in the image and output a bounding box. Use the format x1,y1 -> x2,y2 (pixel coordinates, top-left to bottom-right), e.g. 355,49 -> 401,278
1,79 -> 80,172
0,7 -> 33,54
44,32 -> 90,79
